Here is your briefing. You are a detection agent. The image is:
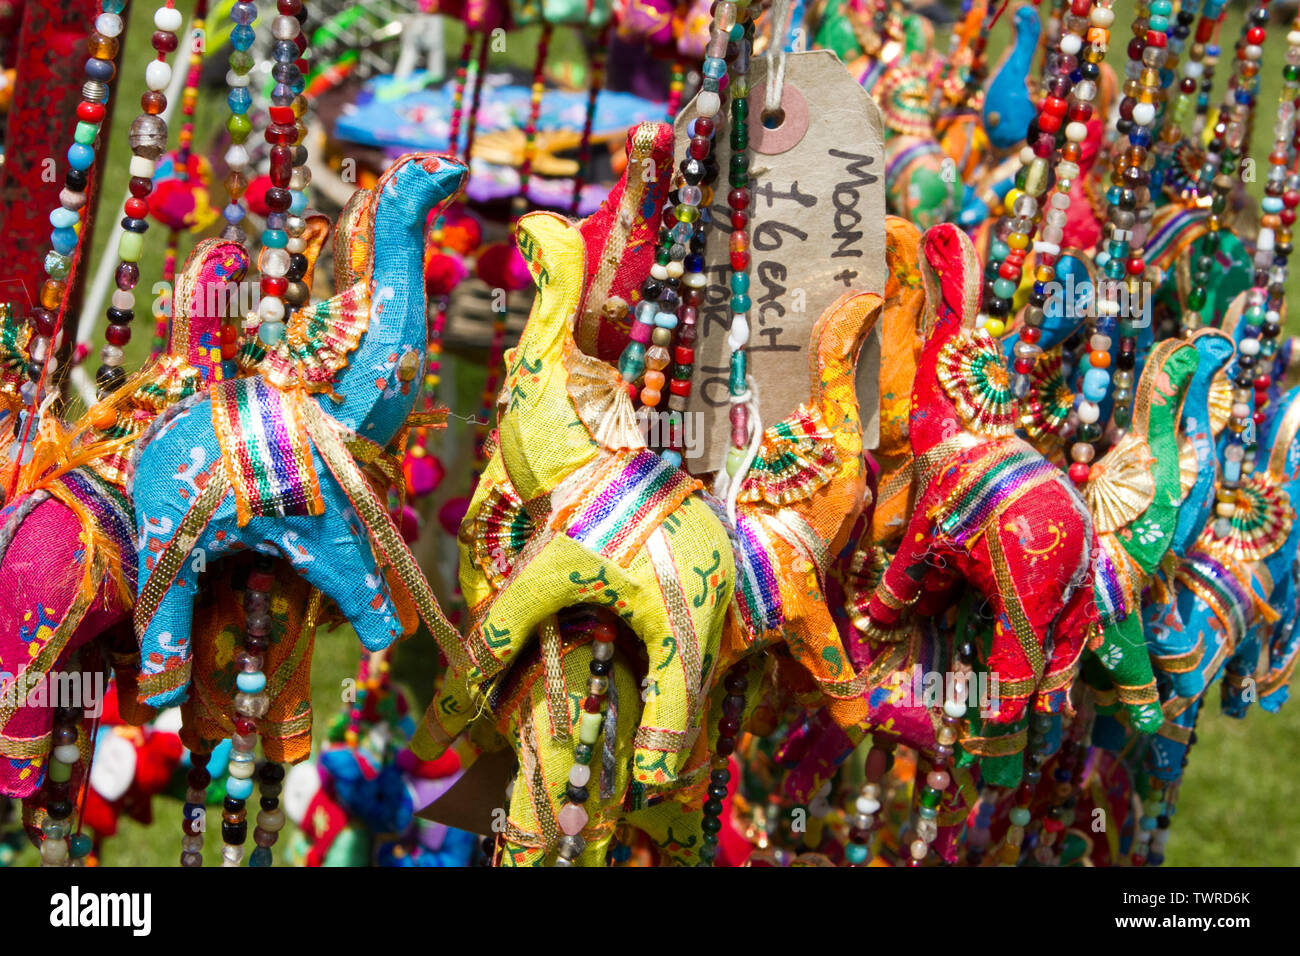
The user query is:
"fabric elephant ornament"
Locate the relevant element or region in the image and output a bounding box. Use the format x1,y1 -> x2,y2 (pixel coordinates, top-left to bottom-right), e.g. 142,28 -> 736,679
980,2 -> 1039,155
879,63 -> 961,231
129,154 -> 468,709
860,223 -> 1096,726
1079,336 -> 1201,733
416,210 -> 735,787
0,239 -> 250,798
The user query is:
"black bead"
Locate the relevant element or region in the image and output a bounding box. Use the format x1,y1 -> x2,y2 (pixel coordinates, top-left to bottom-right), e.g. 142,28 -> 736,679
589,658 -> 611,677
106,307 -> 134,325
566,784 -> 589,804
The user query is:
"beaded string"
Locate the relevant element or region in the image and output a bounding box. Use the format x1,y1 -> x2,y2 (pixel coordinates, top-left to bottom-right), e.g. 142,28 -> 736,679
250,0 -> 311,352
697,661 -> 750,867
552,610 -> 617,866
904,674 -> 965,866
1239,16 -> 1300,427
16,0 -> 128,447
463,29 -> 491,175
616,1 -> 744,465
93,2 -> 184,398
446,35 -> 475,156
1063,0 -> 1167,482
220,555 -> 278,866
152,0 -> 210,361
666,56 -> 686,119
1006,0 -> 1109,418
221,0 -> 260,246
1200,2 -> 1273,538
38,706 -> 86,866
180,753 -> 210,866
720,9 -> 756,488
980,0 -> 1104,366
842,739 -> 895,867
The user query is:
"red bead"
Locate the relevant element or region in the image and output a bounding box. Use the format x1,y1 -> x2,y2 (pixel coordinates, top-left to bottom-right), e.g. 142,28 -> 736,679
1070,0 -> 1089,13
1013,357 -> 1034,374
235,717 -> 257,735
30,307 -> 57,337
1284,189 -> 1300,209
730,210 -> 749,230
1020,326 -> 1041,344
1127,257 -> 1145,275
998,261 -> 1021,280
1254,375 -> 1271,390
128,176 -> 154,198
77,101 -> 106,123
669,378 -> 692,396
261,276 -> 288,297
1041,96 -> 1067,117
247,571 -> 275,592
1144,30 -> 1167,47
1254,411 -> 1267,426
151,31 -> 179,54
694,116 -> 714,138
1039,113 -> 1063,133
730,251 -> 750,271
1068,462 -> 1091,484
278,0 -> 303,12
124,197 -> 149,218
673,346 -> 695,364
582,695 -> 603,714
265,123 -> 296,145
105,323 -> 131,346
727,187 -> 750,210
1247,27 -> 1266,45
268,105 -> 296,125
688,136 -> 710,160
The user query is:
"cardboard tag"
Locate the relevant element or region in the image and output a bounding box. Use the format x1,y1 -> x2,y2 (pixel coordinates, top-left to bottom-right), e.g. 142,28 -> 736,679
416,747 -> 518,834
676,49 -> 886,472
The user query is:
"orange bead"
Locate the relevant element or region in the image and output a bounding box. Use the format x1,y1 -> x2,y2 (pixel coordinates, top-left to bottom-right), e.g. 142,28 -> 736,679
643,370 -> 666,390
640,387 -> 661,407
1090,350 -> 1111,369
40,280 -> 67,310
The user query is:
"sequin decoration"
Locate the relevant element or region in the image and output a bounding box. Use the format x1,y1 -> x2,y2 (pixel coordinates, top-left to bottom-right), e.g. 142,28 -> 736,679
1199,472 -> 1294,564
1018,350 -> 1073,450
472,482 -> 535,588
936,329 -> 1018,437
736,405 -> 840,507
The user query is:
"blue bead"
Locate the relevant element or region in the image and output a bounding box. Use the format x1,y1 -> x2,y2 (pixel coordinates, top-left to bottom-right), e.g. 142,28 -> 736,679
289,191 -> 308,214
231,24 -> 256,50
730,293 -> 751,313
249,846 -> 273,867
67,143 -> 96,171
224,203 -> 245,224
702,57 -> 727,80
1082,368 -> 1110,403
844,842 -> 869,863
261,229 -> 288,248
225,777 -> 254,800
49,207 -> 79,229
50,228 -> 79,255
84,57 -> 115,82
227,87 -> 252,114
654,311 -> 678,329
660,450 -> 682,468
1140,815 -> 1158,832
235,671 -> 267,693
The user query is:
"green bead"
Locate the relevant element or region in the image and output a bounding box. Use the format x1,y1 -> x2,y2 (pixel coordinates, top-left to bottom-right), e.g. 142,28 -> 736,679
69,833 -> 93,858
48,759 -> 72,783
675,203 -> 700,223
1186,288 -> 1207,310
1009,807 -> 1031,826
728,350 -> 747,393
117,230 -> 144,263
226,114 -> 252,138
73,121 -> 99,146
574,743 -> 594,765
730,293 -> 751,313
725,446 -> 748,475
730,272 -> 749,294
229,50 -> 254,74
579,711 -> 603,744
670,362 -> 692,380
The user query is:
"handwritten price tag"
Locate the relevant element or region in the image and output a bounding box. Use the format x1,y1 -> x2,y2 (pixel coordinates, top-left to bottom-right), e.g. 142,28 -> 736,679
676,49 -> 887,473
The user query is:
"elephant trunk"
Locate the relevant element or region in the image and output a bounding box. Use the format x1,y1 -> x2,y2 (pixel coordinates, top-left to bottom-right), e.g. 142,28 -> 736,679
809,291 -> 882,459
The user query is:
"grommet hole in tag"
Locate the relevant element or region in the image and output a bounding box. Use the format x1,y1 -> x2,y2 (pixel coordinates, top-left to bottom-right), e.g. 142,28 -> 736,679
749,81 -> 809,156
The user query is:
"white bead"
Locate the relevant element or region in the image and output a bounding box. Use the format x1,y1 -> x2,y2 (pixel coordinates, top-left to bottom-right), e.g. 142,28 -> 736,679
53,744 -> 80,764
592,640 -> 614,661
944,697 -> 967,718
650,263 -> 669,281
41,839 -> 69,864
1257,228 -> 1276,252
1239,337 -> 1260,356
1185,61 -> 1203,79
262,248 -> 291,277
1065,122 -> 1088,142
225,145 -> 249,170
154,6 -> 183,31
568,764 -> 591,788
226,69 -> 251,88
1090,7 -> 1114,27
258,296 -> 286,322
855,796 -> 881,815
227,758 -> 255,779
96,13 -> 123,36
112,289 -> 135,310
286,237 -> 306,254
1077,401 -> 1100,424
1132,102 -> 1156,126
727,314 -> 749,350
1059,33 -> 1082,56
1019,145 -> 1036,166
666,261 -> 684,279
682,271 -> 707,289
128,155 -> 156,178
145,60 -> 172,92
695,91 -> 721,117
1033,241 -> 1061,257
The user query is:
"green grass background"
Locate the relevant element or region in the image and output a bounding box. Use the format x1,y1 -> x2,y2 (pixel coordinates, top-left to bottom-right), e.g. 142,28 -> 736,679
28,0 -> 1297,865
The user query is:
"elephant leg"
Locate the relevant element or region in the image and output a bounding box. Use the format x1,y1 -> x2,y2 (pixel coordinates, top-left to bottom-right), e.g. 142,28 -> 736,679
1037,576 -> 1095,715
291,527 -> 403,652
1092,613 -> 1161,732
136,557 -> 203,709
410,668 -> 475,760
628,799 -> 707,866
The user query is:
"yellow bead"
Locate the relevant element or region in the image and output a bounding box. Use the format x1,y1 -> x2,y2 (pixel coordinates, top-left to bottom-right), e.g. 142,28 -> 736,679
985,318 -> 1006,337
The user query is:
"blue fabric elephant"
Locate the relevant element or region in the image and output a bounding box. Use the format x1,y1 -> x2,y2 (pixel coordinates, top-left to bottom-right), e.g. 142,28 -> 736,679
128,154 -> 468,708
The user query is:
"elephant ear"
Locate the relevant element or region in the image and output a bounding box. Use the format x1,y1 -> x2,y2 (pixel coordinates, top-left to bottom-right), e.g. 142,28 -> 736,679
262,282 -> 372,394
736,406 -> 840,506
333,186 -> 376,292
1083,434 -> 1157,535
298,213 -> 332,293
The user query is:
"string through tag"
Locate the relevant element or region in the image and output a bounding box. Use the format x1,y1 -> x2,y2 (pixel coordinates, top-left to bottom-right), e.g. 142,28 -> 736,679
763,0 -> 795,125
